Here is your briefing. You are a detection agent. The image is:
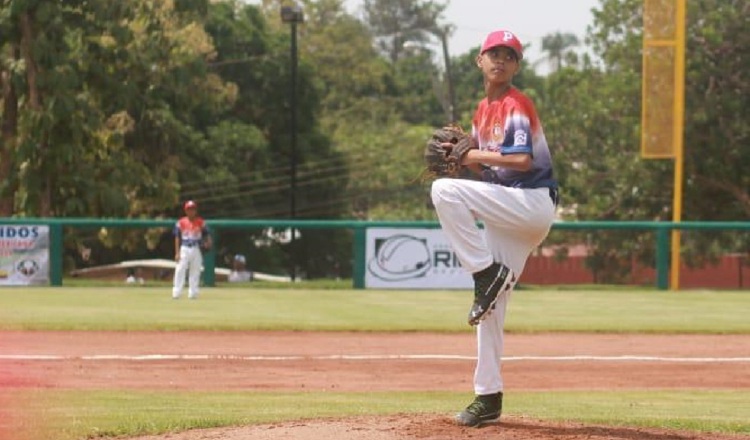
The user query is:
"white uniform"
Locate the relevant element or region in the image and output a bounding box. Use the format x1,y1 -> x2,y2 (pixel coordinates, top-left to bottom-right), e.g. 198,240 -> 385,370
431,87 -> 557,396
172,215 -> 208,299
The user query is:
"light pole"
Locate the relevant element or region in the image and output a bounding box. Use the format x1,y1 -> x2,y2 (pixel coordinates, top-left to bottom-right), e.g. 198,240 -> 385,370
281,4 -> 304,281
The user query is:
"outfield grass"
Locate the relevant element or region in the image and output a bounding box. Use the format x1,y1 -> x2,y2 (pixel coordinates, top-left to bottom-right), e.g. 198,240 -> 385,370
12,390 -> 750,439
0,287 -> 748,333
3,286 -> 749,439
62,278 -> 354,290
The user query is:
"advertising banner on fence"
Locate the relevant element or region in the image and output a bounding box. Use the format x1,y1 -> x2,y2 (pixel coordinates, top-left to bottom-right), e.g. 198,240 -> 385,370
0,225 -> 49,286
365,228 -> 472,289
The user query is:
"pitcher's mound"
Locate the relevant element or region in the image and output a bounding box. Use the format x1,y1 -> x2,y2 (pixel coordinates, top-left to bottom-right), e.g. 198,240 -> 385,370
125,414 -> 747,440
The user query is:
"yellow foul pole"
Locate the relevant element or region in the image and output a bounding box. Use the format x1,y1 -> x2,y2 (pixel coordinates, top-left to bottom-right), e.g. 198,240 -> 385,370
670,0 -> 686,290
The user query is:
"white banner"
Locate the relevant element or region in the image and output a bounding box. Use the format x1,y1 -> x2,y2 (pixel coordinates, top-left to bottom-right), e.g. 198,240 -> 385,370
0,225 -> 50,286
365,228 -> 472,289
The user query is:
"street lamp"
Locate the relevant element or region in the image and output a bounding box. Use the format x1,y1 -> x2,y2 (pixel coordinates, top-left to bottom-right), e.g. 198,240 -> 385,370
281,4 -> 304,281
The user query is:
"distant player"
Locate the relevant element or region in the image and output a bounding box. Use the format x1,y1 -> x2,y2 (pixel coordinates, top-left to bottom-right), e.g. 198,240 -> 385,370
172,200 -> 211,299
228,254 -> 253,283
430,30 -> 558,427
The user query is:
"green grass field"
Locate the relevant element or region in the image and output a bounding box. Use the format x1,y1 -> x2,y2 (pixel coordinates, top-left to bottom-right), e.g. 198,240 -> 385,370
12,390 -> 750,439
1,286 -> 748,333
2,286 -> 749,439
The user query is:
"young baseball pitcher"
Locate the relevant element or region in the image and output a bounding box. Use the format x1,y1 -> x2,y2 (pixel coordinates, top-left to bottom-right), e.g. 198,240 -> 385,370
431,30 -> 558,427
172,200 -> 211,299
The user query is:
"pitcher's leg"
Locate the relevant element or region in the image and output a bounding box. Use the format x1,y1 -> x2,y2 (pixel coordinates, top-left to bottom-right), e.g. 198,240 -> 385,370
431,180 -> 553,270
432,178 -> 520,325
472,205 -> 554,396
474,289 -> 510,394
431,179 -> 493,274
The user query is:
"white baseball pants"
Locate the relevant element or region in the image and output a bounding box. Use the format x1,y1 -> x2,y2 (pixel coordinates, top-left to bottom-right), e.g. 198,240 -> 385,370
431,178 -> 555,395
172,245 -> 203,299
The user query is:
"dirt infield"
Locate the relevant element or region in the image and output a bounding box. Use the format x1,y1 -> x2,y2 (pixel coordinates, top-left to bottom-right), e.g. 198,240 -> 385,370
124,415 -> 748,440
2,331 -> 750,439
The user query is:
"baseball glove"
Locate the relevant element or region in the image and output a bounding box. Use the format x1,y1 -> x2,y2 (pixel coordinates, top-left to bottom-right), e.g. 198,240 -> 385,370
422,125 -> 475,180
200,236 -> 212,251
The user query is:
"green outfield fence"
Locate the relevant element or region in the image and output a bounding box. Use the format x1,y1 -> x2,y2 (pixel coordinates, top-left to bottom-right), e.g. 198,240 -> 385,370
2,218 -> 749,290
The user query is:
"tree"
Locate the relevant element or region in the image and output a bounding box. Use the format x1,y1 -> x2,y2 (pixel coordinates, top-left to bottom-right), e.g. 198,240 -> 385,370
677,0 -> 750,265
535,0 -> 669,282
202,1 -> 351,278
295,0 -> 397,133
361,0 -> 447,64
1,0 -> 235,219
0,5 -> 19,216
393,48 -> 445,125
683,0 -> 749,219
540,32 -> 580,72
539,0 -> 749,282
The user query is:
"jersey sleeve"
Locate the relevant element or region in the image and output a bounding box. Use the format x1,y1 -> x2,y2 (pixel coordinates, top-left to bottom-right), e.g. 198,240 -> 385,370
470,99 -> 485,146
173,221 -> 181,237
499,108 -> 533,156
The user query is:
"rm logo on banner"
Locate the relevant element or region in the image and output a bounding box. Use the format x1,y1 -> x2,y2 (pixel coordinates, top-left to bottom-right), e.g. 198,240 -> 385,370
365,228 -> 472,289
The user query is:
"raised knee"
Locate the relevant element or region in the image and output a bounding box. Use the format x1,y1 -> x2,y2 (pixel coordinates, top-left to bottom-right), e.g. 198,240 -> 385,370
430,178 -> 455,206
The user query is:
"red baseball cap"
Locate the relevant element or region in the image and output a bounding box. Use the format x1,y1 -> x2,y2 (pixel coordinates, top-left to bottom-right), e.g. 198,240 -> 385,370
480,30 -> 523,60
183,200 -> 197,210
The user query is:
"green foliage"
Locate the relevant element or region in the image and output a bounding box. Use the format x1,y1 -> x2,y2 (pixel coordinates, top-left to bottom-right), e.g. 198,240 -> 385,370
299,0 -> 395,127
282,0 -> 446,221
362,0 -> 447,64
540,63 -> 672,281
2,0 -> 352,277
2,0 -> 747,281
677,0 -> 750,264
447,47 -> 484,125
393,51 -> 445,126
540,32 -> 581,72
2,0 -> 234,218
538,0 -> 748,281
197,0 -> 350,277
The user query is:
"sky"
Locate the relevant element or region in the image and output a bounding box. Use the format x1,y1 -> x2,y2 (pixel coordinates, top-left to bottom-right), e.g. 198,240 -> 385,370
243,0 -> 603,74
344,0 -> 602,73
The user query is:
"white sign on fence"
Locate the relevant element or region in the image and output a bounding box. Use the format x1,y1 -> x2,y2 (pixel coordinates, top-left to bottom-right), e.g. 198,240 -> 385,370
0,225 -> 50,286
365,228 -> 472,289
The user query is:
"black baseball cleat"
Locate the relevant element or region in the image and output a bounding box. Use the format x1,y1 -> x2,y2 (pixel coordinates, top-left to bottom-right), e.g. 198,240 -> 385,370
455,392 -> 503,427
468,262 -> 516,326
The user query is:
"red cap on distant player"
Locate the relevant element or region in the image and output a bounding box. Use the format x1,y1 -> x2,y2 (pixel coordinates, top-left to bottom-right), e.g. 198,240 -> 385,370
183,200 -> 197,210
480,30 -> 523,60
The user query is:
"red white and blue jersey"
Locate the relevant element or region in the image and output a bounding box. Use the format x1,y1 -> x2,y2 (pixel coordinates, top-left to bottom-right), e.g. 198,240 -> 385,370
173,216 -> 209,247
471,87 -> 556,189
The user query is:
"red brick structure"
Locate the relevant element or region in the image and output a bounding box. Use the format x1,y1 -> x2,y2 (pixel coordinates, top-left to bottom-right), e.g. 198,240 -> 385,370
523,253 -> 750,289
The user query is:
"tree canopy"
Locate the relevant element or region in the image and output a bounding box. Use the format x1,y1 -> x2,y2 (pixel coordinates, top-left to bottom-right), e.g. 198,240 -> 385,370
0,0 -> 747,279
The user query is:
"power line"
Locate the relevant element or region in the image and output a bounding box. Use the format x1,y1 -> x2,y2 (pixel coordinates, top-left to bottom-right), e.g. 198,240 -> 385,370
180,150 -> 410,203
187,160 -> 419,209
180,157 -> 356,197
216,181 -> 428,218
178,149 -> 377,193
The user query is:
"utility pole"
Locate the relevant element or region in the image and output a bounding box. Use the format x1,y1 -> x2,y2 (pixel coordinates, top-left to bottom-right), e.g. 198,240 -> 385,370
281,4 -> 304,282
437,26 -> 457,123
